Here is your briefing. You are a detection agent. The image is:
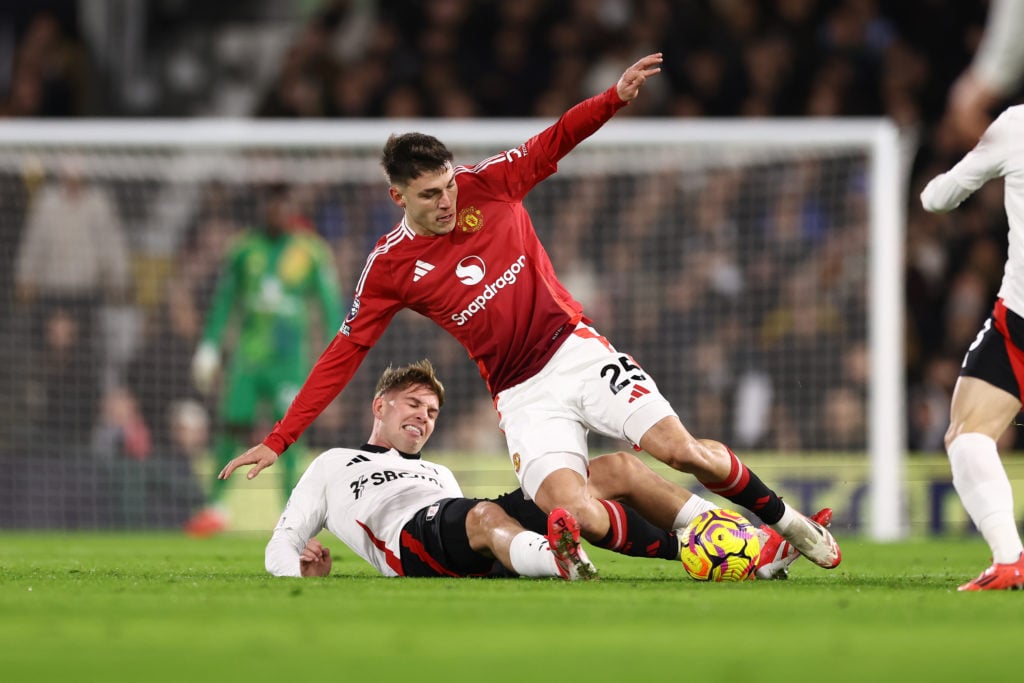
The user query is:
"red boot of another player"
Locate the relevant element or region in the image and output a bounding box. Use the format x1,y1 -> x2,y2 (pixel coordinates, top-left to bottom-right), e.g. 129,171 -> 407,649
546,508 -> 598,581
184,507 -> 227,538
958,552 -> 1024,591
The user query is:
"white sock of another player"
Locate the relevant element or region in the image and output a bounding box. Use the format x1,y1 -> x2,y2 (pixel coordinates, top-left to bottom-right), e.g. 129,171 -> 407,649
508,531 -> 562,577
672,495 -> 717,532
948,432 -> 1024,565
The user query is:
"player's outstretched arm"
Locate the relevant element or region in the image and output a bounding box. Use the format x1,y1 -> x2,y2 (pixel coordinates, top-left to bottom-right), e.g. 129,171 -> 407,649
219,443 -> 279,480
616,52 -> 663,102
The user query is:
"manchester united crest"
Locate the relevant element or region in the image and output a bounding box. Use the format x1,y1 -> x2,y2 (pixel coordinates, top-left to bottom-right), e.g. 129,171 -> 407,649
458,206 -> 484,233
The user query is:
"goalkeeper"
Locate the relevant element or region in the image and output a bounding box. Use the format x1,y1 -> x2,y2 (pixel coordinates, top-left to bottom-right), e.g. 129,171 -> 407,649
188,183 -> 342,535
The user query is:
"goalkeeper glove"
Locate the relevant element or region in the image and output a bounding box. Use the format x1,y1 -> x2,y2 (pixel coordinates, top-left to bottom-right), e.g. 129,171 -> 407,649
191,342 -> 220,395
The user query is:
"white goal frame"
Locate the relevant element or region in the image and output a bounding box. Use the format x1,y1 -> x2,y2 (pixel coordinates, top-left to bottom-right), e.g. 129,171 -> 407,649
0,117 -> 908,540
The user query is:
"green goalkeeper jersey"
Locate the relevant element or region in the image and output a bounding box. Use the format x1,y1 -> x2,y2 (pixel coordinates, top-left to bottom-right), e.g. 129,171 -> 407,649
201,229 -> 342,368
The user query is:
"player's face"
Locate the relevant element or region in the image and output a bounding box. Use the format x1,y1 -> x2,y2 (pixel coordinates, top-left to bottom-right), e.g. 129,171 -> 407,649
390,167 -> 458,236
374,383 -> 441,454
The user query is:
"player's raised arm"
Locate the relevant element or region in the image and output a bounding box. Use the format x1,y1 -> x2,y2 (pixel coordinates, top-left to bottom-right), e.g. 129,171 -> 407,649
616,52 -> 663,102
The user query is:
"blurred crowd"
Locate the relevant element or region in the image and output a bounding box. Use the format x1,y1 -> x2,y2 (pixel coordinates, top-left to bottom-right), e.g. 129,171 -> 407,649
0,0 -> 1019,526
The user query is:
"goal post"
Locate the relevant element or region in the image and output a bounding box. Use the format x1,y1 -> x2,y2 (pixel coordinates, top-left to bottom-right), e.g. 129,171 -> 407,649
0,117 -> 909,539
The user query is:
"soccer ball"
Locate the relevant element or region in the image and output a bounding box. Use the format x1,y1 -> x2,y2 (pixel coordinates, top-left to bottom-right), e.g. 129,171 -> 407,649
680,509 -> 761,582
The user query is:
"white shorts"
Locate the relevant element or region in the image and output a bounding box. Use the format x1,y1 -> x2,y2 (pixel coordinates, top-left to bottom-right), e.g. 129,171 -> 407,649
495,322 -> 676,499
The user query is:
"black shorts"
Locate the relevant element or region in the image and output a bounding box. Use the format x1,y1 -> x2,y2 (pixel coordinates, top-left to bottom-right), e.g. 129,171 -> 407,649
399,498 -> 501,578
398,490 -> 547,578
491,489 -> 547,534
961,299 -> 1024,402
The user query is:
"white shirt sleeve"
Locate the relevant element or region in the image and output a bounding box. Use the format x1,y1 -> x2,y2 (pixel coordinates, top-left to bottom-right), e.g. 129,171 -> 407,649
921,110 -> 1010,213
971,0 -> 1024,96
265,458 -> 329,577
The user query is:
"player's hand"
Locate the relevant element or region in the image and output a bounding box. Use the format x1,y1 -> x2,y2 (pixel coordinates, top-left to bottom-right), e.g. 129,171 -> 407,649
191,342 -> 220,395
218,443 -> 279,480
616,52 -> 663,102
299,538 -> 332,577
945,71 -> 999,148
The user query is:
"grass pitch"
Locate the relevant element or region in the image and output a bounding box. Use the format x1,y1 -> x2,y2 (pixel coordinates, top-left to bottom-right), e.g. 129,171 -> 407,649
0,532 -> 1019,683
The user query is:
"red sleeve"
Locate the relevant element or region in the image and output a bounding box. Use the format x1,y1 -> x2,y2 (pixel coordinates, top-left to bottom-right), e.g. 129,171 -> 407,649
482,86 -> 627,200
528,85 -> 627,168
262,334 -> 371,454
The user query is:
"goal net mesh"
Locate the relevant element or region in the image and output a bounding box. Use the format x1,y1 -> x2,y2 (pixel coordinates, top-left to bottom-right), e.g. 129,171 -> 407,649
0,121 -> 891,532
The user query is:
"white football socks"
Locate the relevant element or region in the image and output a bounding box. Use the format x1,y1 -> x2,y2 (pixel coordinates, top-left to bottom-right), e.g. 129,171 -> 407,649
770,502 -> 800,536
508,531 -> 560,577
672,495 -> 717,532
948,432 -> 1024,564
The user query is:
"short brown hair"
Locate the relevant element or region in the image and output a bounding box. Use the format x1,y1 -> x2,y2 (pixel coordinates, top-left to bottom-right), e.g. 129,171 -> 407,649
381,133 -> 453,187
375,359 -> 445,407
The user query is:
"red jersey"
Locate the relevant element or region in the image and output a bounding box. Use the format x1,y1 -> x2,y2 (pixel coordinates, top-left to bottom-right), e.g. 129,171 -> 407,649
264,86 -> 628,454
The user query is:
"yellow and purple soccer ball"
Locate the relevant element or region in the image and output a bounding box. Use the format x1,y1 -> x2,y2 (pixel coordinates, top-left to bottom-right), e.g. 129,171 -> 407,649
680,509 -> 761,582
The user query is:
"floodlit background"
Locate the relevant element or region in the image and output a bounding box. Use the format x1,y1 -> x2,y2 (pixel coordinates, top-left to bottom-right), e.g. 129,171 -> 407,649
0,1 -> 1013,536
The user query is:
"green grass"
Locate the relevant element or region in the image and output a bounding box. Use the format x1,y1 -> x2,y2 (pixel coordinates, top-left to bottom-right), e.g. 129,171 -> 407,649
0,532 -> 1019,683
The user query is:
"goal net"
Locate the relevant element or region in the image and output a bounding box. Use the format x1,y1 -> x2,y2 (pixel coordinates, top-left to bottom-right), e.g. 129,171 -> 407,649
0,118 -> 907,539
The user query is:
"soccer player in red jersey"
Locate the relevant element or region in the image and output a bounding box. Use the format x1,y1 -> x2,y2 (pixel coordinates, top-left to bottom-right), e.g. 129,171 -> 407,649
221,53 -> 841,570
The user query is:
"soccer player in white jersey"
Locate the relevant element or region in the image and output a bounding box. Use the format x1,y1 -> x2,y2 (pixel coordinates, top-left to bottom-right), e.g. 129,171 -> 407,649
267,359 -> 817,580
921,105 -> 1024,590
266,359 -> 595,579
224,52 -> 841,572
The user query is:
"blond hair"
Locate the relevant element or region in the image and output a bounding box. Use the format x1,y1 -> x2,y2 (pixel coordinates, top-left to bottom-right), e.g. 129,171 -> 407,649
374,359 -> 445,407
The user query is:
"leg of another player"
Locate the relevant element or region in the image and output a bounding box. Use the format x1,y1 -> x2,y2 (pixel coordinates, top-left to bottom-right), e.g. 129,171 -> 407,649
638,416 -> 787,523
946,377 -> 1024,571
588,451 -> 715,531
185,423 -> 247,536
532,468 -> 611,539
589,450 -> 809,579
638,415 -> 841,569
533,467 -> 679,560
464,501 -> 589,579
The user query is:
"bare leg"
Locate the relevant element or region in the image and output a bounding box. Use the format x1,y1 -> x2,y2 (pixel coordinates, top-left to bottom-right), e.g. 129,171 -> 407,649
945,376 -> 1023,568
463,500 -> 525,568
532,468 -> 611,542
638,416 -> 730,480
464,500 -> 595,579
588,451 -> 694,529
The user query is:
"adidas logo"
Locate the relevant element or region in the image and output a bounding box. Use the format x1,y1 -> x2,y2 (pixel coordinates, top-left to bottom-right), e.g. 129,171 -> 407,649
413,260 -> 435,282
627,384 -> 650,403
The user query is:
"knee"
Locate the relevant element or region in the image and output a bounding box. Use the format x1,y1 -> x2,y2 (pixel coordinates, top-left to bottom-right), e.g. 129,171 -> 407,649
466,501 -> 507,533
602,450 -> 642,475
464,500 -> 513,552
590,451 -> 643,497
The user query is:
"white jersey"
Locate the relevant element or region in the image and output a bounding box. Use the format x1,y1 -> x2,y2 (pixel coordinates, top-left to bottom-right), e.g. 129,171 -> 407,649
971,0 -> 1024,96
921,105 -> 1024,315
265,447 -> 463,577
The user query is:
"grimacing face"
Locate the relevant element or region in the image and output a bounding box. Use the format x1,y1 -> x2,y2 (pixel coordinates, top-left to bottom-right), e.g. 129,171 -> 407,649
389,166 -> 458,236
373,383 -> 441,454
